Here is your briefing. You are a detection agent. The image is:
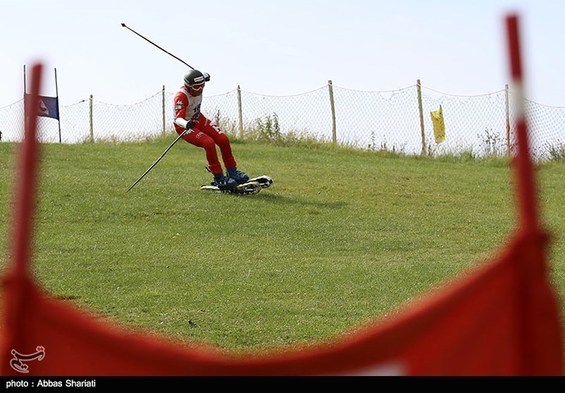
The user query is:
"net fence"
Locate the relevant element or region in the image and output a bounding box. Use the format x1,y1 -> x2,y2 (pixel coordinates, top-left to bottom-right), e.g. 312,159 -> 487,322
1,82 -> 564,160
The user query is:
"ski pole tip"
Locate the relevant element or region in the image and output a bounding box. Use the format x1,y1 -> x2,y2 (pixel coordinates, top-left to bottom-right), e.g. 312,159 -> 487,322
121,22 -> 126,27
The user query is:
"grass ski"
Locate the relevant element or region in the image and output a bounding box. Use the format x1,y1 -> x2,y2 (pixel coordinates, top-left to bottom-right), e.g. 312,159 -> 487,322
200,175 -> 273,195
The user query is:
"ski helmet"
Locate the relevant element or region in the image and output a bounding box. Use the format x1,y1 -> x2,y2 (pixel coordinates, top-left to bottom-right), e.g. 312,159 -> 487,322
184,70 -> 207,86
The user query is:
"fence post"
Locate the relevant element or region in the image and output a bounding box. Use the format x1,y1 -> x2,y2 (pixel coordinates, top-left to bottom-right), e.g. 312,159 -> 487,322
417,80 -> 426,156
505,84 -> 511,157
54,68 -> 62,143
237,85 -> 244,139
89,94 -> 94,143
328,80 -> 337,144
162,85 -> 166,136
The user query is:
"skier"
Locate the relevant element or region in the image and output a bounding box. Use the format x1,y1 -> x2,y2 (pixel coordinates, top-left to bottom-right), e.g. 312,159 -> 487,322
173,69 -> 249,190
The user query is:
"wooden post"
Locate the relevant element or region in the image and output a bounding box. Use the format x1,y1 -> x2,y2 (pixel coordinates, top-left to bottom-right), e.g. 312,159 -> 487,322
417,79 -> 426,156
237,85 -> 244,139
505,84 -> 511,157
162,85 -> 166,136
89,94 -> 94,143
328,80 -> 337,144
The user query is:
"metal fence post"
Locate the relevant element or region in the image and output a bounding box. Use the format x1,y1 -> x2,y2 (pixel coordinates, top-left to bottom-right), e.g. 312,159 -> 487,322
54,68 -> 62,143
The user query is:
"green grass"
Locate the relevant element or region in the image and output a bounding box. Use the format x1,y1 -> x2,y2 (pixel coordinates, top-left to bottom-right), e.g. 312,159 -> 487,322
1,136 -> 564,355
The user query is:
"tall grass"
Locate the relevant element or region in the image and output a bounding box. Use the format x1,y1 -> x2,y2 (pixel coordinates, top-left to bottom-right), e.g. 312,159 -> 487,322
1,137 -> 564,354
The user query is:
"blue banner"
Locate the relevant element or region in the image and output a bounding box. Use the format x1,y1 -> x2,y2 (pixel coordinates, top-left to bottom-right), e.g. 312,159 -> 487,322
37,95 -> 59,120
25,94 -> 60,120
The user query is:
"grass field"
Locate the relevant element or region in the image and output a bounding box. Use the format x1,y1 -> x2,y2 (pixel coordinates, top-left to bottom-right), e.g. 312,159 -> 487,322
1,136 -> 564,355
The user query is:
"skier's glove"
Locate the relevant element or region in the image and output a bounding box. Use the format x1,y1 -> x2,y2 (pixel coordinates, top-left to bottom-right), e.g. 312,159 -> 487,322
185,120 -> 194,130
203,72 -> 211,82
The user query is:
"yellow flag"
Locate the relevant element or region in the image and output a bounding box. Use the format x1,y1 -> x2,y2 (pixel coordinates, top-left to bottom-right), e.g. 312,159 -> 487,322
430,105 -> 446,143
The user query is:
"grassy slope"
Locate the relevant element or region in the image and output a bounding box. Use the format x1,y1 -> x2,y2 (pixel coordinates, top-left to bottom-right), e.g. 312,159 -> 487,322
1,138 -> 564,353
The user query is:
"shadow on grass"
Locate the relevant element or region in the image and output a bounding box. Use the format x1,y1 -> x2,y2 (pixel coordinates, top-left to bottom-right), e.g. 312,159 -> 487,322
248,191 -> 348,210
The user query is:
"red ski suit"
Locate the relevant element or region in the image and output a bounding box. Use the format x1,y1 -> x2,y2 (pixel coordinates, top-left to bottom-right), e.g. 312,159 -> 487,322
173,85 -> 237,176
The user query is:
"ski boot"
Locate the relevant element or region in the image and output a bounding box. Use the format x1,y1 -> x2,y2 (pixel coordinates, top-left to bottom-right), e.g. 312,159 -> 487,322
227,167 -> 250,184
213,173 -> 237,191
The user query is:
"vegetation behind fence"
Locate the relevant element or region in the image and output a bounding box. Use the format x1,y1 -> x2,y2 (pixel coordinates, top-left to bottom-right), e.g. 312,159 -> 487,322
1,81 -> 564,160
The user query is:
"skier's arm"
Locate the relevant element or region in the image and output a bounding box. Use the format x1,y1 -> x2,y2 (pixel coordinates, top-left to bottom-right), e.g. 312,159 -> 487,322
173,93 -> 192,130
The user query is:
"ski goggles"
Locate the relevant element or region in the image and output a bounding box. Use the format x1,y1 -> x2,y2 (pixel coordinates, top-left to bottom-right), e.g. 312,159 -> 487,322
190,82 -> 205,91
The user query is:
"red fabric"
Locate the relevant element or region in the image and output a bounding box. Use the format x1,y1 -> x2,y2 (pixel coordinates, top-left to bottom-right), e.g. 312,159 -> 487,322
1,16 -> 563,376
1,230 -> 562,376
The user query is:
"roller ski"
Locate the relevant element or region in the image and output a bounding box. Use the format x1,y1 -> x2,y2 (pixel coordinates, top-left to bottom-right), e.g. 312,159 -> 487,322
201,175 -> 273,195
